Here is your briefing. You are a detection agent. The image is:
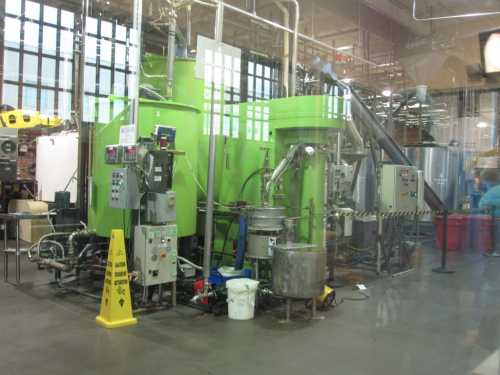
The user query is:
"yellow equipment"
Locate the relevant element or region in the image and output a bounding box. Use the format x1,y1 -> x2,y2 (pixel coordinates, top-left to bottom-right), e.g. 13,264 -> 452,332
316,285 -> 336,309
96,229 -> 137,329
0,109 -> 62,129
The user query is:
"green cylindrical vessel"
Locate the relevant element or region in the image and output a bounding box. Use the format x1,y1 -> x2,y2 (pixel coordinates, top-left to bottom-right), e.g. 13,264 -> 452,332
88,98 -> 200,238
270,95 -> 345,245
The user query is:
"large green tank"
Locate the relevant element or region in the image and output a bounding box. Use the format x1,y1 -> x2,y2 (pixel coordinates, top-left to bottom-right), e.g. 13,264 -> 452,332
270,95 -> 345,245
88,97 -> 200,238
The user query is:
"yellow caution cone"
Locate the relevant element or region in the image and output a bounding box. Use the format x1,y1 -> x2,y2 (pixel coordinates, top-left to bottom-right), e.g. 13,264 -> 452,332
96,229 -> 137,329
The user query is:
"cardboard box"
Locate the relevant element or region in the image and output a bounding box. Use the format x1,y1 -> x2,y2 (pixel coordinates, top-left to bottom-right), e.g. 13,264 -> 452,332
8,200 -> 51,243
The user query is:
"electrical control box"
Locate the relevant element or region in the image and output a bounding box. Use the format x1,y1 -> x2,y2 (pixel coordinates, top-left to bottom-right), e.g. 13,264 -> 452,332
105,145 -> 122,164
0,128 -> 18,182
109,168 -> 141,209
134,224 -> 178,286
330,164 -> 354,202
142,150 -> 173,192
380,164 -> 418,212
122,144 -> 138,164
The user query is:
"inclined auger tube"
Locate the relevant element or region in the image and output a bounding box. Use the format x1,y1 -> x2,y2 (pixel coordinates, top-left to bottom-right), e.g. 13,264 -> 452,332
337,81 -> 446,212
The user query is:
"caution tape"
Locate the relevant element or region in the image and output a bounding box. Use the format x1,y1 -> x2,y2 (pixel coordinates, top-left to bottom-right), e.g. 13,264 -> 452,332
333,210 -> 442,218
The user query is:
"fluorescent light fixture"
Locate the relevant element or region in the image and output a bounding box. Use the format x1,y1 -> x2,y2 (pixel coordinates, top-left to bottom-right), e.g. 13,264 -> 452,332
336,45 -> 353,51
477,121 -> 489,128
382,89 -> 392,97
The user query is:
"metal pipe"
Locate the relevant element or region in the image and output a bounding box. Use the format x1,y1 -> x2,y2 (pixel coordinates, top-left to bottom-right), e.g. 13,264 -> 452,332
412,0 -> 500,21
186,5 -> 192,50
203,0 -> 224,293
345,119 -> 364,154
166,9 -> 177,98
288,0 -> 299,96
178,256 -> 203,270
274,1 -> 289,97
132,0 -> 143,141
77,0 -> 89,212
192,0 -> 379,67
336,81 -> 446,212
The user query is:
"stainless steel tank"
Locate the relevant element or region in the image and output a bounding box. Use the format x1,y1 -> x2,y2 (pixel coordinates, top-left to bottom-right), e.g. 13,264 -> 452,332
246,206 -> 286,259
404,145 -> 460,212
246,206 -> 286,232
272,243 -> 327,299
247,233 -> 279,260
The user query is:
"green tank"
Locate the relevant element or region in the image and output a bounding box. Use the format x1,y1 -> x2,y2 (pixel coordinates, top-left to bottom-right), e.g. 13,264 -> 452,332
270,95 -> 345,245
88,97 -> 200,239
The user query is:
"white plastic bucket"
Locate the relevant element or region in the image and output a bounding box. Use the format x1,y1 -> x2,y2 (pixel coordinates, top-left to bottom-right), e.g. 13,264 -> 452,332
226,278 -> 260,320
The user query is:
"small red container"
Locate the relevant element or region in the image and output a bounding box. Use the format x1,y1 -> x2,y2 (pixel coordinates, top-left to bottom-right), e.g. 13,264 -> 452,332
471,215 -> 494,252
435,214 -> 465,251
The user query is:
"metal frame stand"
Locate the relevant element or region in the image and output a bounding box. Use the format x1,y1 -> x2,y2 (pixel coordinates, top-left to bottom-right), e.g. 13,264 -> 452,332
432,211 -> 455,274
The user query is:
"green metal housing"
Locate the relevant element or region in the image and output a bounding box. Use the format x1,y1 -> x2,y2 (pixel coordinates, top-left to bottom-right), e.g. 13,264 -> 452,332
88,96 -> 200,239
88,53 -> 347,253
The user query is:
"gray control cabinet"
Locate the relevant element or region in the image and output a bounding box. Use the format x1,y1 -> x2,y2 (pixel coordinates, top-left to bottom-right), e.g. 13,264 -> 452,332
109,168 -> 140,209
380,165 -> 418,212
133,225 -> 178,286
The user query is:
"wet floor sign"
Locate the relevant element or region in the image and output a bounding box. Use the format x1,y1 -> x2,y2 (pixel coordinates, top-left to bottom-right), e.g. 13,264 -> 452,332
96,229 -> 137,329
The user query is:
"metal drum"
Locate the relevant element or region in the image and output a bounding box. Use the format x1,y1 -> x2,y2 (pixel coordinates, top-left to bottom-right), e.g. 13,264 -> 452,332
247,232 -> 279,260
272,243 -> 327,299
246,206 -> 286,232
246,206 -> 286,260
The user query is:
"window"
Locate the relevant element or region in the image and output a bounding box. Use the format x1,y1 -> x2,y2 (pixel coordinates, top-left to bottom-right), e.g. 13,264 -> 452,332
83,16 -> 139,123
1,0 -> 136,122
3,84 -> 19,107
4,50 -> 19,81
2,1 -> 72,117
198,36 -> 242,138
245,54 -> 280,102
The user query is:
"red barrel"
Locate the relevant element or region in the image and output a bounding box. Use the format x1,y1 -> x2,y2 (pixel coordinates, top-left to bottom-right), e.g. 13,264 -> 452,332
435,214 -> 465,251
470,215 -> 494,252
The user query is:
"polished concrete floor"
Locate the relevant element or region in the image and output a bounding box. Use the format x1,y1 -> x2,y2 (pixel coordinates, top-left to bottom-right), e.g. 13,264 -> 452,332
1,245 -> 500,375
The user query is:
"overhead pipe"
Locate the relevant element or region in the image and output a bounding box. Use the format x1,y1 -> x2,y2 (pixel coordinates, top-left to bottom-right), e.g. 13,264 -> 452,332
132,0 -> 143,141
273,0 -> 299,96
166,8 -> 177,98
274,1 -> 289,97
192,0 -> 380,67
412,0 -> 500,21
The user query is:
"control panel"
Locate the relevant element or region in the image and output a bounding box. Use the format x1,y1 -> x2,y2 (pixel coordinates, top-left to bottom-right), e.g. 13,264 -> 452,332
105,145 -> 122,164
109,168 -> 140,209
330,164 -> 354,203
122,144 -> 138,164
0,128 -> 18,182
380,164 -> 419,212
134,225 -> 178,286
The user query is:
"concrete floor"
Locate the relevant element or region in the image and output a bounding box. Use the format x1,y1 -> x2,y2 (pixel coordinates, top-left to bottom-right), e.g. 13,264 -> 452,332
1,246 -> 500,375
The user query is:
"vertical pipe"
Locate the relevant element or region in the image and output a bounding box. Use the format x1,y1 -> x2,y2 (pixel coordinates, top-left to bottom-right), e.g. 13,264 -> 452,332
3,220 -> 8,281
290,0 -> 299,96
132,0 -> 143,141
76,0 -> 89,215
166,12 -> 177,98
274,2 -> 289,97
186,5 -> 192,51
15,220 -> 20,284
203,0 -> 224,292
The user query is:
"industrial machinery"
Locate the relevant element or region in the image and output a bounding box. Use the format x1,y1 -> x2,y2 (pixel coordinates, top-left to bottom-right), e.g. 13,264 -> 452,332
0,128 -> 18,182
380,164 -> 419,212
104,126 -> 179,305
